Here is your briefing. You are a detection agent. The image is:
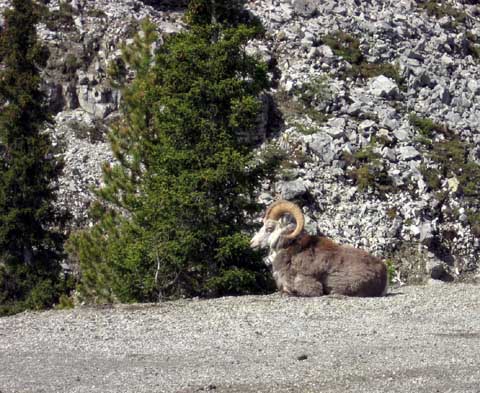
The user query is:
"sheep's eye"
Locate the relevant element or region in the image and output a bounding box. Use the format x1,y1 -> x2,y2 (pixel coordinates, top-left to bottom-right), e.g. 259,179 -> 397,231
266,226 -> 274,233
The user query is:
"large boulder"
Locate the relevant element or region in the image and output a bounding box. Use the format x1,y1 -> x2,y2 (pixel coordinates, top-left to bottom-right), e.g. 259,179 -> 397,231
291,0 -> 319,17
368,76 -> 400,100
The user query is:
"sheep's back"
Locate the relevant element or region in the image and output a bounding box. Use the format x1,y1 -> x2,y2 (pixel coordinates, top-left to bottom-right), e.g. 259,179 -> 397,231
320,246 -> 387,296
289,236 -> 387,297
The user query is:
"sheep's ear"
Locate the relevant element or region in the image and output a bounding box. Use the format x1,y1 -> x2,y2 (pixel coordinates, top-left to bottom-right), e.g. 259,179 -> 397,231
279,214 -> 294,226
282,223 -> 296,234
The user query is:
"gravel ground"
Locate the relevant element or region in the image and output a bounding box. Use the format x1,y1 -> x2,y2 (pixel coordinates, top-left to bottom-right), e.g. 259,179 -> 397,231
1,283 -> 479,393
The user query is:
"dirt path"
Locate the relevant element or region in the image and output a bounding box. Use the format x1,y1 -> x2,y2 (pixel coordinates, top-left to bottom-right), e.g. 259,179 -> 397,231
1,284 -> 479,393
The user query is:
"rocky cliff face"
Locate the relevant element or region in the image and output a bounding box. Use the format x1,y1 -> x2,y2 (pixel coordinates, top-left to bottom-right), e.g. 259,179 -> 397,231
1,0 -> 479,283
246,0 -> 480,284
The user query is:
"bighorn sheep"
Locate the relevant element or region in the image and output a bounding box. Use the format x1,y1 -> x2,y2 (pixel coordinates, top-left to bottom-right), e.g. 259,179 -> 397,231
250,200 -> 388,297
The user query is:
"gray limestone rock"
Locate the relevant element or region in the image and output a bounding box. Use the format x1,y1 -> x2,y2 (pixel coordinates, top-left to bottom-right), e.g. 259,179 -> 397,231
426,258 -> 448,280
381,147 -> 397,162
358,120 -> 377,135
398,146 -> 421,161
368,76 -> 400,100
419,222 -> 435,244
318,45 -> 334,58
292,0 -> 318,17
393,126 -> 412,142
303,132 -> 335,164
277,179 -> 308,200
325,118 -> 346,139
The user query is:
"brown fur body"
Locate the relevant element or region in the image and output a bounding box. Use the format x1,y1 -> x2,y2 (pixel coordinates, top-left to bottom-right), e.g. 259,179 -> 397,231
272,233 -> 388,297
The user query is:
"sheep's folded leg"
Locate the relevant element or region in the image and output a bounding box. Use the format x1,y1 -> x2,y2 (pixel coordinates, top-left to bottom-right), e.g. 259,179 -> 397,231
293,274 -> 323,297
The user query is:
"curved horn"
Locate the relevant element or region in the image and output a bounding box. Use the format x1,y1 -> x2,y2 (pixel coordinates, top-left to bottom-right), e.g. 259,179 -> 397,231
263,200 -> 286,222
265,200 -> 304,239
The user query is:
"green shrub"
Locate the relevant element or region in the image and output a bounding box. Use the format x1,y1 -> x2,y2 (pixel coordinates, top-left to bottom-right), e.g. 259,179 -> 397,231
349,162 -> 393,194
0,302 -> 26,317
63,53 -> 80,75
206,266 -> 274,296
352,144 -> 379,162
385,259 -> 396,284
42,2 -> 78,32
467,210 -> 480,238
321,31 -> 363,65
69,120 -> 106,143
291,122 -> 319,135
25,280 -> 59,310
273,89 -> 304,120
344,145 -> 395,196
429,139 -> 480,197
409,113 -> 451,139
420,136 -> 480,198
465,32 -> 480,59
295,76 -> 331,107
417,127 -> 480,239
276,77 -> 331,125
386,207 -> 398,220
357,62 -> 403,87
419,165 -> 442,191
257,142 -> 310,181
306,109 -> 330,124
87,8 -> 107,18
258,143 -> 289,173
417,0 -> 468,29
320,31 -> 403,85
56,294 -> 75,310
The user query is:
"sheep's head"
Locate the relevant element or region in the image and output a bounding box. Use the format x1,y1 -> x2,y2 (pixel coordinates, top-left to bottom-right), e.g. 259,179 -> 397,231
250,200 -> 304,251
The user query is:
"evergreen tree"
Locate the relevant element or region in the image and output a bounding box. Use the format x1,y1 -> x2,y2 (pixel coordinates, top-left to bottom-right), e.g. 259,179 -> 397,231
186,0 -> 243,26
69,7 -> 275,302
0,0 -> 65,315
185,0 -> 263,30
